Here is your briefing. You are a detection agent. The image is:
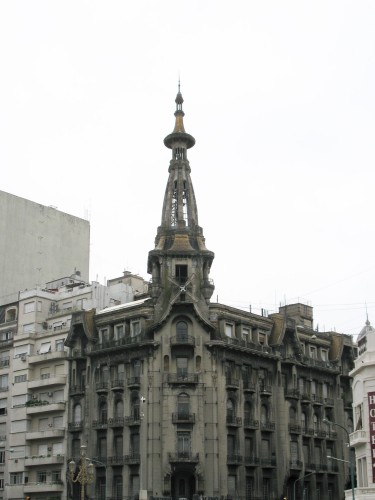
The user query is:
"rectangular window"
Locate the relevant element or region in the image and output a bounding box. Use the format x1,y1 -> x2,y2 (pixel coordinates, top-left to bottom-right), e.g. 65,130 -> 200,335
14,344 -> 29,357
0,449 -> 5,464
23,323 -> 34,334
62,301 -> 73,310
321,349 -> 328,361
176,358 -> 188,380
13,394 -> 27,407
53,416 -> 63,428
310,346 -> 317,359
0,399 -> 7,415
24,302 -> 35,314
175,264 -> 188,284
228,475 -> 237,497
37,300 -> 42,312
0,477 -> 4,489
55,339 -> 65,351
10,472 -> 23,485
37,471 -> 47,483
177,431 -> 191,456
116,324 -> 124,338
52,470 -> 61,482
39,342 -> 51,354
14,374 -> 27,383
131,321 -> 141,337
11,420 -> 27,433
242,327 -> 250,342
225,323 -> 234,337
0,375 -> 8,390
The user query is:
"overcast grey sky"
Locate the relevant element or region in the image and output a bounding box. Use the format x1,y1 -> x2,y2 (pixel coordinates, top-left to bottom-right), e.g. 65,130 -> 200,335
1,1 -> 374,338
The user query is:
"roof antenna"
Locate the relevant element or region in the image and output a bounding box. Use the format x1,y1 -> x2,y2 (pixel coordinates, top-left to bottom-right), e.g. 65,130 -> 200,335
178,71 -> 181,93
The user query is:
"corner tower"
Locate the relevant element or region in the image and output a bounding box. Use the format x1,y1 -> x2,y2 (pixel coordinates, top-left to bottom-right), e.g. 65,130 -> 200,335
148,87 -> 215,324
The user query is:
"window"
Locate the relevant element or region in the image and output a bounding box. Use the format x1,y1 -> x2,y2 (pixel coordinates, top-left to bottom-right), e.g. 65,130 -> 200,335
114,399 -> 124,419
37,471 -> 47,483
177,393 -> 190,419
14,344 -> 29,357
310,346 -> 317,359
99,401 -> 107,423
23,323 -> 34,334
53,416 -> 63,428
52,470 -> 61,482
24,302 -> 35,314
227,399 -> 235,422
242,327 -> 250,342
13,394 -> 27,407
177,432 -> 191,457
225,323 -> 234,337
130,433 -> 140,454
14,374 -> 27,383
114,435 -> 123,456
131,475 -> 140,497
228,475 -> 237,497
39,342 -> 51,354
176,358 -> 188,380
0,477 -> 4,489
10,472 -> 23,485
62,301 -> 72,310
113,475 -> 123,499
290,441 -> 298,464
0,399 -> 7,415
74,404 -> 82,423
176,321 -> 188,341
0,375 -> 8,391
131,396 -> 140,420
321,349 -> 328,361
76,298 -> 87,310
37,300 -> 42,312
131,321 -> 141,337
116,324 -> 124,338
175,265 -> 188,284
5,307 -> 17,322
100,329 -> 109,343
56,339 -> 65,351
0,449 -> 4,464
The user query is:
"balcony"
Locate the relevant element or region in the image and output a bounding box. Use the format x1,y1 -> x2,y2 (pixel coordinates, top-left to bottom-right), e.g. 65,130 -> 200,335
92,419 -> 108,429
108,417 -> 124,428
172,412 -> 195,424
127,377 -> 141,388
169,452 -> 199,463
28,350 -> 67,364
25,454 -> 65,466
26,429 -> 65,440
311,394 -> 324,405
124,415 -> 141,426
28,375 -> 67,389
226,415 -> 242,427
260,457 -> 276,467
26,402 -> 66,414
260,421 -> 275,432
313,429 -> 327,439
244,456 -> 260,466
302,427 -> 315,436
227,453 -> 242,464
243,380 -> 256,392
226,376 -> 240,389
124,453 -> 140,464
289,460 -> 303,469
324,397 -> 335,406
285,388 -> 300,399
107,455 -> 125,465
111,379 -> 125,391
96,382 -> 109,393
243,418 -> 259,429
170,335 -> 195,348
288,424 -> 301,434
166,373 -> 199,385
24,481 -> 64,493
69,384 -> 85,396
68,421 -> 83,432
350,429 -> 367,447
259,384 -> 272,395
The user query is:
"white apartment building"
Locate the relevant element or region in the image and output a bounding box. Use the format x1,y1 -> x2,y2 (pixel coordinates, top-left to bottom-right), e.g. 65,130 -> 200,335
348,318 -> 375,500
0,271 -> 148,500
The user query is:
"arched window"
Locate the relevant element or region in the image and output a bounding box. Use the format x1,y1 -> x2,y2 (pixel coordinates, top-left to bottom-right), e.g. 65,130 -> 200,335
114,399 -> 124,419
301,412 -> 307,432
99,401 -> 107,423
313,414 -> 319,433
195,355 -> 201,372
73,404 -> 81,423
177,393 -> 190,419
176,321 -> 188,341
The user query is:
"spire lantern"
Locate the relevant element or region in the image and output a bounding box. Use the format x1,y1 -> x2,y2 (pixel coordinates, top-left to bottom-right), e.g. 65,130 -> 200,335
164,87 -> 195,150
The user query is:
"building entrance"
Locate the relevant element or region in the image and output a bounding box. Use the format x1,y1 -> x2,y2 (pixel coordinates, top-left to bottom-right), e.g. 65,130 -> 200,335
171,470 -> 196,500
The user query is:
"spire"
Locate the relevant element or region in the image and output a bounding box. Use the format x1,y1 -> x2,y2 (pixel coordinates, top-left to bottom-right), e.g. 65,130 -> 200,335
147,87 -> 215,321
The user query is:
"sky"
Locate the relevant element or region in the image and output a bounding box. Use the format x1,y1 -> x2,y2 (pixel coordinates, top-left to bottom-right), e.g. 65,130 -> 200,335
0,1 -> 374,339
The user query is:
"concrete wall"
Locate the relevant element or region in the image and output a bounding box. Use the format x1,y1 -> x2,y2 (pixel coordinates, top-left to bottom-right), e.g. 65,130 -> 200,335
0,190 -> 90,305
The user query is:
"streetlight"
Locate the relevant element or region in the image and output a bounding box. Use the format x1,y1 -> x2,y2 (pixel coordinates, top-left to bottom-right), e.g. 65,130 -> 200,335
69,444 -> 95,500
293,471 -> 315,500
323,418 -> 355,500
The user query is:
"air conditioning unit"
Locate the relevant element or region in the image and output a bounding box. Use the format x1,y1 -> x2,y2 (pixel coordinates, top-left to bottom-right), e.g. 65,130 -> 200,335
47,446 -> 52,451
47,392 -> 53,397
20,354 -> 27,361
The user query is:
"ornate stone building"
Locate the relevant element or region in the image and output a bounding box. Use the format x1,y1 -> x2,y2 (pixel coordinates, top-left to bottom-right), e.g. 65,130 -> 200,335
66,90 -> 355,500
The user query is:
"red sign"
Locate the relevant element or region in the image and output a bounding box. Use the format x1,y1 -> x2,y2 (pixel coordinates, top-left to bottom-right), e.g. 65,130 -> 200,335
368,391 -> 375,482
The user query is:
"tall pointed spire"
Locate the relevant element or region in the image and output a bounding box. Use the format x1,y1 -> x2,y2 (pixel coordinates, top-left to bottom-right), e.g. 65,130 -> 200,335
148,87 -> 215,323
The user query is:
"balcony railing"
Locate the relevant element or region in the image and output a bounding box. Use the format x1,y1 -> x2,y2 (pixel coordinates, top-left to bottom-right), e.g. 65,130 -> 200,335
289,460 -> 303,469
166,373 -> 199,384
108,417 -> 124,428
285,388 -> 300,399
127,377 -> 141,387
243,417 -> 259,429
111,379 -> 125,390
260,421 -> 275,431
350,429 -> 367,447
226,415 -> 242,427
227,454 -> 242,464
244,456 -> 260,466
170,335 -> 195,347
124,415 -> 141,426
288,424 -> 301,434
91,335 -> 146,352
96,382 -> 109,392
124,453 -> 140,464
92,419 -> 108,429
260,457 -> 276,467
69,384 -> 85,395
107,455 -> 126,465
226,376 -> 240,388
172,412 -> 195,424
68,421 -> 83,431
243,380 -> 256,392
168,452 -> 199,463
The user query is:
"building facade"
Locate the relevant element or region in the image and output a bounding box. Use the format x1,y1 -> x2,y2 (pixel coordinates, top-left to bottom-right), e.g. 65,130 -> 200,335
65,91 -> 356,500
0,190 -> 90,305
348,319 -> 375,499
0,271 -> 146,500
